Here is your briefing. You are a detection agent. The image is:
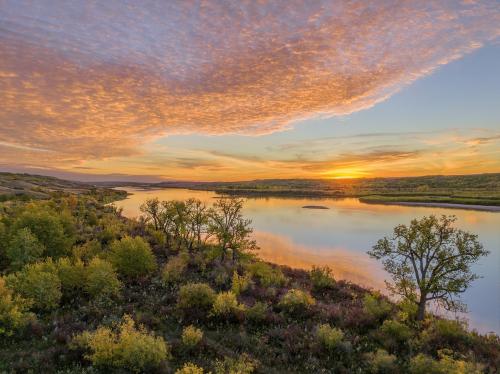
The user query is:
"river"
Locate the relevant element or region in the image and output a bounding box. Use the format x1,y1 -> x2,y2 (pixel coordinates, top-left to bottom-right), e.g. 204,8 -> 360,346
113,187 -> 500,334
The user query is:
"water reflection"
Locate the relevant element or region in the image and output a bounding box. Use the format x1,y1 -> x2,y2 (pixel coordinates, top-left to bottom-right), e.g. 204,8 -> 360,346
114,187 -> 500,333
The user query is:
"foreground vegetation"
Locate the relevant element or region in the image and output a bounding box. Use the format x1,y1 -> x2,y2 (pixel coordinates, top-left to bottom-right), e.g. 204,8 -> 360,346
0,189 -> 498,372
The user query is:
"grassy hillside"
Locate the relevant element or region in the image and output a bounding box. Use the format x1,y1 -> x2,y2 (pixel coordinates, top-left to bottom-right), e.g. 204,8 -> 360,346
0,172 -> 126,203
0,193 -> 498,373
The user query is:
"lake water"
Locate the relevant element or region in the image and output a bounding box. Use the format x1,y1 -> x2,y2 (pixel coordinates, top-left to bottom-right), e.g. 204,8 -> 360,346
113,187 -> 500,334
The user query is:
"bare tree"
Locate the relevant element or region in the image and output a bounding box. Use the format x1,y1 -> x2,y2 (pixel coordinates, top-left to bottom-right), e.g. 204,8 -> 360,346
368,215 -> 488,321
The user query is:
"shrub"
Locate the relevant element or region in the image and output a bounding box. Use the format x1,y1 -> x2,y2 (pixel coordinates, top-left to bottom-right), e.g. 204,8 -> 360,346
6,260 -> 62,311
279,289 -> 315,314
316,324 -> 344,351
246,262 -> 286,287
177,283 -> 216,314
12,208 -> 75,258
162,252 -> 189,285
73,315 -> 170,372
214,353 -> 258,374
181,325 -> 203,348
310,266 -> 335,290
84,258 -> 121,298
420,319 -> 470,350
72,240 -> 102,263
109,236 -> 157,278
176,363 -> 205,374
6,228 -> 45,270
409,351 -> 483,374
56,257 -> 86,294
379,320 -> 412,351
0,277 -> 34,336
365,349 -> 398,373
363,293 -> 392,321
246,302 -> 268,323
212,291 -> 244,317
231,271 -> 251,295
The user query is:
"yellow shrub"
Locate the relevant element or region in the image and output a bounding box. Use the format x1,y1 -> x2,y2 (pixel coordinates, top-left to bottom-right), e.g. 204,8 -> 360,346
246,262 -> 286,287
316,324 -> 344,350
5,260 -> 62,311
56,257 -> 86,294
409,350 -> 484,374
177,283 -> 216,312
231,271 -> 251,295
0,277 -> 34,336
175,363 -> 205,374
363,293 -> 392,321
279,289 -> 315,314
74,315 -> 170,372
109,236 -> 157,278
214,353 -> 258,374
310,266 -> 335,290
365,349 -> 398,373
84,258 -> 121,298
162,252 -> 189,284
212,291 -> 244,317
181,325 -> 203,348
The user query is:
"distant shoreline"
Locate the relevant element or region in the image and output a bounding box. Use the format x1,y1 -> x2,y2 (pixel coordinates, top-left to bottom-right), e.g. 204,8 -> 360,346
360,200 -> 500,212
114,186 -> 500,212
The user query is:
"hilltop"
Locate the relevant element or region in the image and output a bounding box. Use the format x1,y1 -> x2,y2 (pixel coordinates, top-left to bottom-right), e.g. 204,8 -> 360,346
0,172 -> 126,203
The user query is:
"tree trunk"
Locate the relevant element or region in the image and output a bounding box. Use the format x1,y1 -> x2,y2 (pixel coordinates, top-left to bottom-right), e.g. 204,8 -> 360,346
416,296 -> 427,321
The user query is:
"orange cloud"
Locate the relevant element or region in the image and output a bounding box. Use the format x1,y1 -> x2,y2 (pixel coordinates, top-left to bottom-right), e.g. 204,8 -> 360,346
0,1 -> 499,167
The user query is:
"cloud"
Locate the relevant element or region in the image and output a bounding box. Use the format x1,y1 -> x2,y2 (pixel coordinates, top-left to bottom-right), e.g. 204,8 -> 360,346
0,1 -> 499,166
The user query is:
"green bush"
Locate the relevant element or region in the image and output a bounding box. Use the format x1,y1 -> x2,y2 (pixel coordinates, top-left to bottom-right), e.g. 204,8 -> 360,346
316,324 -> 344,350
246,262 -> 286,287
109,236 -> 157,278
56,257 -> 86,294
279,289 -> 315,314
162,252 -> 189,284
310,266 -> 335,290
365,349 -> 398,373
379,320 -> 412,351
6,228 -> 45,270
420,319 -> 470,349
214,353 -> 258,374
231,271 -> 251,295
181,325 -> 203,348
245,302 -> 268,323
409,351 -> 483,374
212,291 -> 244,317
175,363 -> 204,374
12,207 -> 75,258
0,277 -> 34,336
363,293 -> 392,321
177,283 -> 216,314
6,260 -> 62,311
84,258 -> 121,298
73,314 -> 170,372
72,240 -> 102,263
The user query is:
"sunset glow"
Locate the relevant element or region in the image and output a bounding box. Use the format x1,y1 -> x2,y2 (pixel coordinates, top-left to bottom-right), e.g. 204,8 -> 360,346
0,1 -> 499,181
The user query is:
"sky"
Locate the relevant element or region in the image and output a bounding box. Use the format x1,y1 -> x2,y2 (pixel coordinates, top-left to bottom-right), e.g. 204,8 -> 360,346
0,0 -> 499,182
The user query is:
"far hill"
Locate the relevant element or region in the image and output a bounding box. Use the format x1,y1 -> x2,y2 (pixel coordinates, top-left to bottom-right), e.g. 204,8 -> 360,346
0,172 -> 126,203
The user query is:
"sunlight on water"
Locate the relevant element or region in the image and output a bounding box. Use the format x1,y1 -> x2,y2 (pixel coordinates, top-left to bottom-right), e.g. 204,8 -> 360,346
114,187 -> 500,333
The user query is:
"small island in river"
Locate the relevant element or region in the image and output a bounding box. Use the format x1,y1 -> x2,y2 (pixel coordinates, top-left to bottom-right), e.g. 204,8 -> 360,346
302,205 -> 329,209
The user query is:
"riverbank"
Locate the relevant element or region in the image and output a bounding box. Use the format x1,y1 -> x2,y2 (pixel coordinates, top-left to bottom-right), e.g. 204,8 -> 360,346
359,198 -> 500,212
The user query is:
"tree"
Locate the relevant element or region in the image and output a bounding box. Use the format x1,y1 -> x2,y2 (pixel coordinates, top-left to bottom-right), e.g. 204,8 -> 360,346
208,197 -> 256,262
6,228 -> 45,270
140,198 -> 162,230
368,215 -> 488,321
